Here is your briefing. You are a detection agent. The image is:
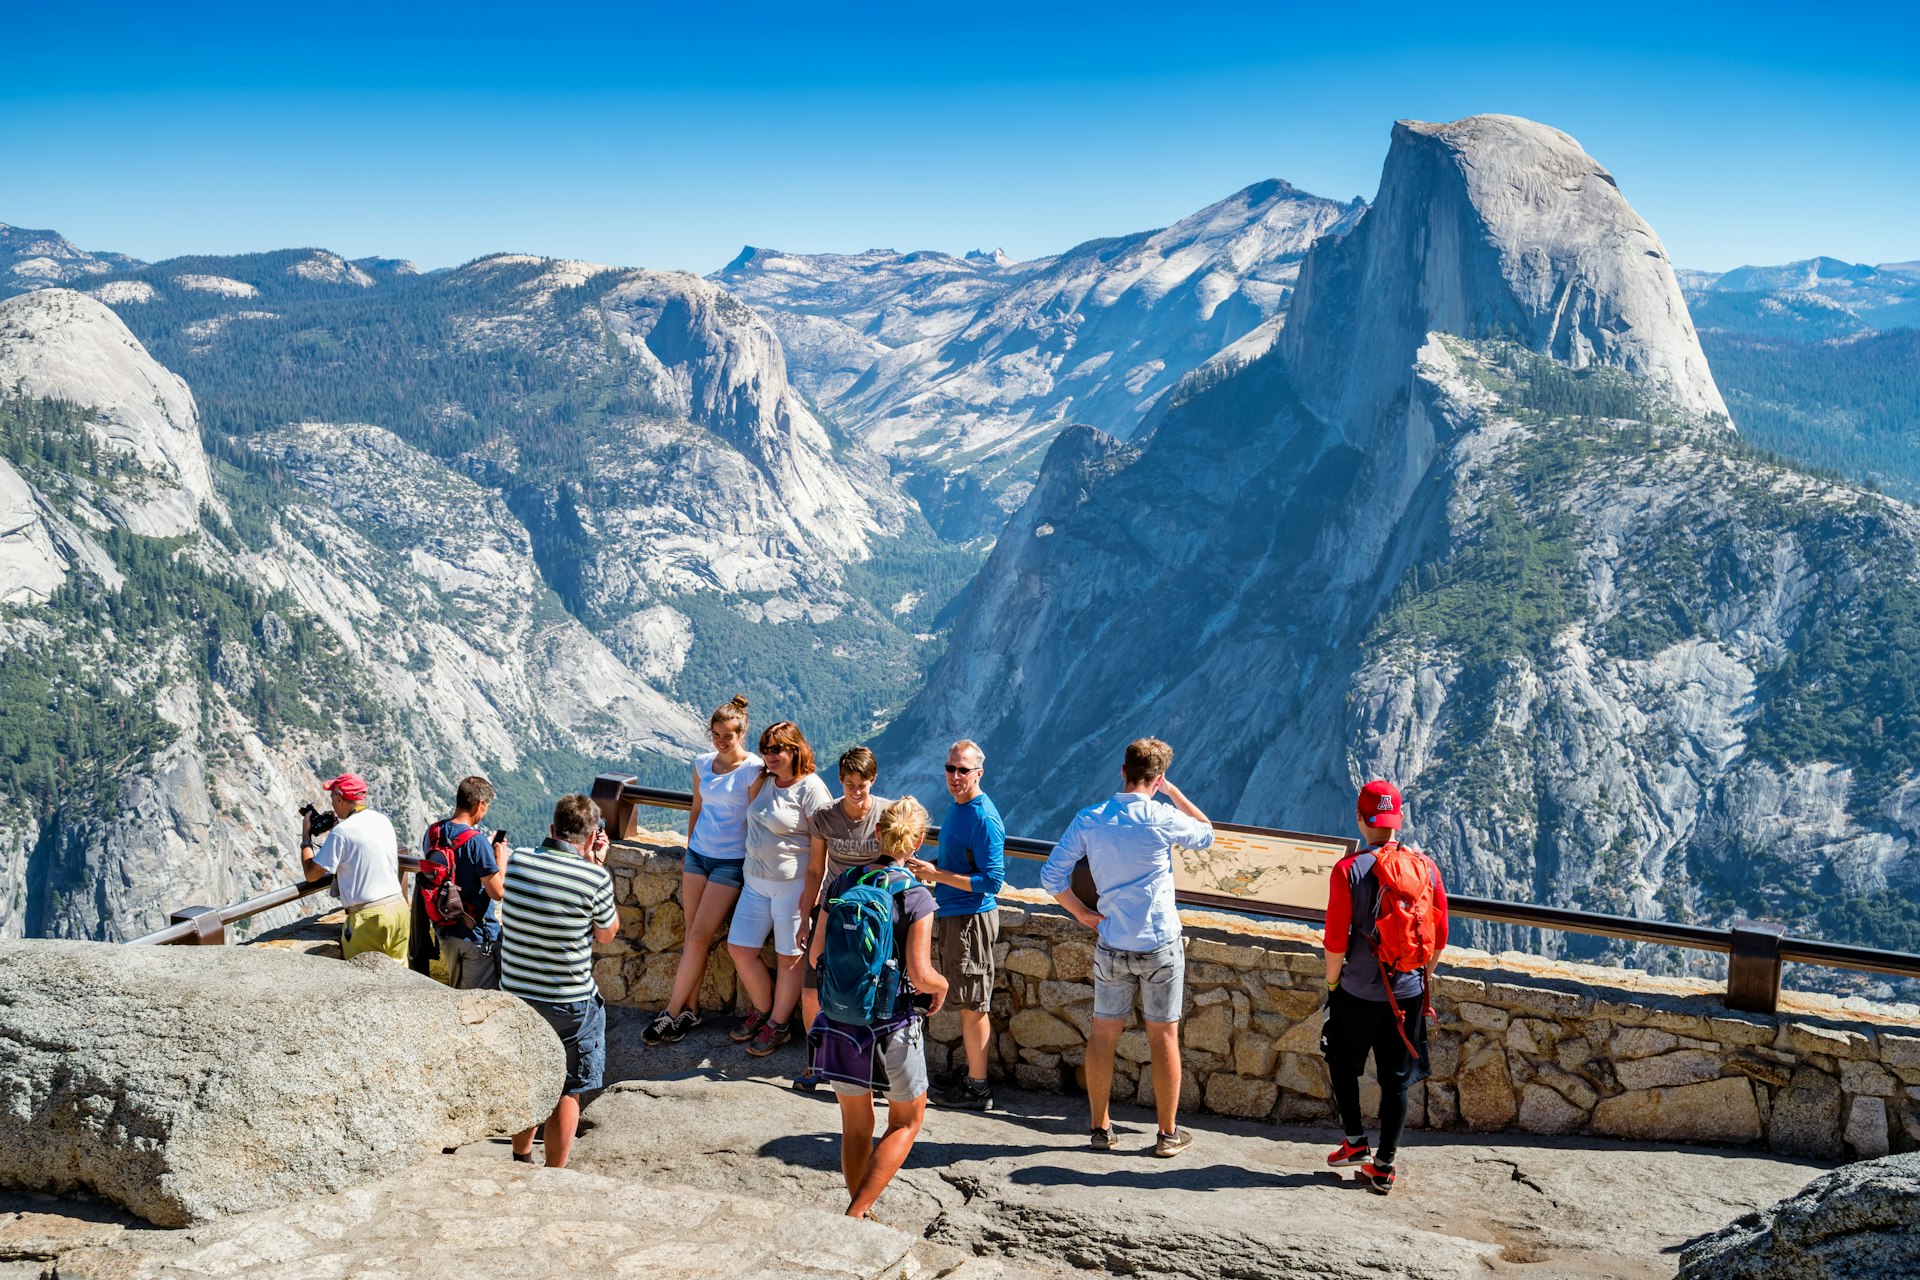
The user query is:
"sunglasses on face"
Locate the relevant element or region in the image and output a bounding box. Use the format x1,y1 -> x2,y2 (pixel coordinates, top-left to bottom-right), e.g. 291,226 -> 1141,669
763,745 -> 790,755
945,764 -> 977,776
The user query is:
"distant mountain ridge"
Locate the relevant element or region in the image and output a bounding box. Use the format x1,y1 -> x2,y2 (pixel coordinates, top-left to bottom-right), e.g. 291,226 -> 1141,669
717,180 -> 1365,536
1681,255 -> 1920,338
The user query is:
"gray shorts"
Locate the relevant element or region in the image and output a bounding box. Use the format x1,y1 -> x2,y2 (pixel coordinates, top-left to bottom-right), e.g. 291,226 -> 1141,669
440,931 -> 500,990
1093,939 -> 1184,1023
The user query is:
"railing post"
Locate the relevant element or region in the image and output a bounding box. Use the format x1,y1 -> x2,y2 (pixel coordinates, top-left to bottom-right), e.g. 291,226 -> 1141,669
168,905 -> 226,946
591,773 -> 641,841
1726,920 -> 1785,1014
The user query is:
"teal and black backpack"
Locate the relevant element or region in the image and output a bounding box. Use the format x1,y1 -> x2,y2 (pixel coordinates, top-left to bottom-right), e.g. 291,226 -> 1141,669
819,866 -> 913,1025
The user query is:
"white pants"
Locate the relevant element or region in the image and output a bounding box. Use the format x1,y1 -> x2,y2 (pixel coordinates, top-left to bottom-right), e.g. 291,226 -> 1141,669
728,872 -> 806,956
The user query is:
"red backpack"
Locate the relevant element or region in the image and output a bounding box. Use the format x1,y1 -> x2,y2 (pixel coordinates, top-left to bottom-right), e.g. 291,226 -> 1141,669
1369,840 -> 1438,1054
420,821 -> 484,930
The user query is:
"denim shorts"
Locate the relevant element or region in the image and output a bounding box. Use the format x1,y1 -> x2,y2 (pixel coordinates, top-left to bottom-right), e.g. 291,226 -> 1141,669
1093,939 -> 1185,1023
683,849 -> 746,889
526,992 -> 607,1095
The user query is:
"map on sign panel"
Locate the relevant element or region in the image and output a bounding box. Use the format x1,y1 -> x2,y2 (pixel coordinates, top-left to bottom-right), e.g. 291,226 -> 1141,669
1173,827 -> 1357,912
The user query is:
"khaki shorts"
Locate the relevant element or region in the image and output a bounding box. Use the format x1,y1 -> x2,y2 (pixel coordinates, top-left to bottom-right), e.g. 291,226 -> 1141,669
342,895 -> 409,962
935,911 -> 999,1011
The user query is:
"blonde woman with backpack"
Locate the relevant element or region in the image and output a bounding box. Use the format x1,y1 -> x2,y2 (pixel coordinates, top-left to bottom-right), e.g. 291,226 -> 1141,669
807,796 -> 948,1219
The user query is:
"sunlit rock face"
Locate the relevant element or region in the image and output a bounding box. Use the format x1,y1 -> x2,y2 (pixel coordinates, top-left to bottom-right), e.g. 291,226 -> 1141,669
879,116 -> 1918,979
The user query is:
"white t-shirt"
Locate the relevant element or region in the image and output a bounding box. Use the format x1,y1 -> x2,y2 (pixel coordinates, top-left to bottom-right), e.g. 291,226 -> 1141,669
745,773 -> 832,883
691,751 -> 764,861
312,808 -> 403,909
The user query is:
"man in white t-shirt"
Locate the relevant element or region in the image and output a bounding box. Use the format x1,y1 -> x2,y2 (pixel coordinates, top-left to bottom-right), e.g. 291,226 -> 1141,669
301,772 -> 408,961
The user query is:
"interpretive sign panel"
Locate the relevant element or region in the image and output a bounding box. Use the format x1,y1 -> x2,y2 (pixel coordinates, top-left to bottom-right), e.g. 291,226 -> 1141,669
1172,824 -> 1358,919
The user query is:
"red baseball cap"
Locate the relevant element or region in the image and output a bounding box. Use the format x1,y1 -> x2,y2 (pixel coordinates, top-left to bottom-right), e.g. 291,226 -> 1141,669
323,773 -> 368,803
1357,779 -> 1403,829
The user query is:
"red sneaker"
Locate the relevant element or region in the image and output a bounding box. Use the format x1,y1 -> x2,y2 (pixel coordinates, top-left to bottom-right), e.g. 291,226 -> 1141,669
1360,1161 -> 1396,1194
1326,1139 -> 1371,1167
730,1008 -> 770,1043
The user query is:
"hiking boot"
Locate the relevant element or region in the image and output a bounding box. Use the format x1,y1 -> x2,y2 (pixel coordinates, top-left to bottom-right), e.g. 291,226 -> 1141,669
1360,1161 -> 1397,1195
1090,1126 -> 1116,1151
792,1068 -> 823,1092
940,1078 -> 993,1111
1152,1128 -> 1194,1158
664,1010 -> 702,1043
746,1018 -> 792,1057
730,1008 -> 770,1043
640,1009 -> 677,1046
1326,1138 -> 1372,1167
929,1065 -> 962,1094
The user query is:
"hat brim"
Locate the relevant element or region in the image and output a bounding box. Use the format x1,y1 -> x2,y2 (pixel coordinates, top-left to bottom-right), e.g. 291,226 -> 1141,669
1361,810 -> 1403,829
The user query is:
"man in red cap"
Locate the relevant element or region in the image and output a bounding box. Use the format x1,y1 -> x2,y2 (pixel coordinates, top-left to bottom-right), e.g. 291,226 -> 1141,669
301,772 -> 408,961
1319,779 -> 1448,1194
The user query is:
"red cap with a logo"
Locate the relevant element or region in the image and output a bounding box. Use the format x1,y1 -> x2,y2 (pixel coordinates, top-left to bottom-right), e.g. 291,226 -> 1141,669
323,773 -> 368,803
1357,779 -> 1403,829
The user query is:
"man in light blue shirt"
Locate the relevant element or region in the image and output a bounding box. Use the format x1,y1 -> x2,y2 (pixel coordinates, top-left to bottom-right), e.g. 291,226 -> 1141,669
1041,738 -> 1213,1158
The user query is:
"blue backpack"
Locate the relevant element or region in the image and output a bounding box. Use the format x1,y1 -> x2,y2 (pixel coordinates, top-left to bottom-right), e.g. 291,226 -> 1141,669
819,866 -> 913,1025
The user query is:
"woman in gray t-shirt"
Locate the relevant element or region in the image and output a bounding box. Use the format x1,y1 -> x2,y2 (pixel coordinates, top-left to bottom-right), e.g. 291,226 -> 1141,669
790,745 -> 893,1089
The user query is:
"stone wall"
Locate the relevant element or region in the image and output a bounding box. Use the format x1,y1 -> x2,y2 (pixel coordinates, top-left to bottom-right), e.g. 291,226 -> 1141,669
601,833 -> 1920,1160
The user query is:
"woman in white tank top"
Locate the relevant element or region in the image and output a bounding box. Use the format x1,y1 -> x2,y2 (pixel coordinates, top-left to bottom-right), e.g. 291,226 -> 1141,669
643,695 -> 763,1046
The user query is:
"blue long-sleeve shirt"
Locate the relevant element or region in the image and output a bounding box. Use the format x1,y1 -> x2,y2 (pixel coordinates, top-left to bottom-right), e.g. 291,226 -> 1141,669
933,793 -> 1005,916
1041,792 -> 1214,952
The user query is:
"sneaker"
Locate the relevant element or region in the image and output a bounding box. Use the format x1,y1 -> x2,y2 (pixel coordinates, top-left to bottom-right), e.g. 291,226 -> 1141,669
640,1009 -> 677,1046
663,1009 -> 702,1043
1090,1126 -> 1116,1151
929,1065 -> 962,1094
792,1068 -> 823,1093
940,1078 -> 993,1111
1153,1128 -> 1194,1158
746,1019 -> 793,1057
1326,1138 -> 1372,1167
1360,1161 -> 1396,1195
730,1008 -> 770,1043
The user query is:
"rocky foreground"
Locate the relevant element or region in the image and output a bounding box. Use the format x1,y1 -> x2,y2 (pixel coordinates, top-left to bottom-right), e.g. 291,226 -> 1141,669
3,1006 -> 1829,1280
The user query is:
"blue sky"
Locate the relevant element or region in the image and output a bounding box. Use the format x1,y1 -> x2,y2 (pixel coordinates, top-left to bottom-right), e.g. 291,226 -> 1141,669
5,1 -> 1916,274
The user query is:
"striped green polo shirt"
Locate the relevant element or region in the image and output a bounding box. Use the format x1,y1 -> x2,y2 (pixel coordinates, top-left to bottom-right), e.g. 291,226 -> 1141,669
500,839 -> 617,1003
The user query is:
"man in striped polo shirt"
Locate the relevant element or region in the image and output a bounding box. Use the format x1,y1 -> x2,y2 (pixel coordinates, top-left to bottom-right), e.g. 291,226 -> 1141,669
502,793 -> 618,1168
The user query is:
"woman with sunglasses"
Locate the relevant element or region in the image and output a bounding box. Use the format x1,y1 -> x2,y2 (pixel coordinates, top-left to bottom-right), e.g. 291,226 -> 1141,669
643,694 -> 761,1046
727,720 -> 832,1056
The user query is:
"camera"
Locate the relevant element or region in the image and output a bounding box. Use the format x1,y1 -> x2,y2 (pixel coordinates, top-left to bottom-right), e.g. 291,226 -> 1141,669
299,802 -> 339,838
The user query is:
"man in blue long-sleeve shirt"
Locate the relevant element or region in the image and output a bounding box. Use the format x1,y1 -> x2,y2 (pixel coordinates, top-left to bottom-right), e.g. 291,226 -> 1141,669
906,739 -> 1005,1110
1040,738 -> 1213,1157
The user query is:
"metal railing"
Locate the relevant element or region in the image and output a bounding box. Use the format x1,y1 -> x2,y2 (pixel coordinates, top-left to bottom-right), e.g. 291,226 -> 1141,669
128,855 -> 423,947
590,775 -> 1920,1015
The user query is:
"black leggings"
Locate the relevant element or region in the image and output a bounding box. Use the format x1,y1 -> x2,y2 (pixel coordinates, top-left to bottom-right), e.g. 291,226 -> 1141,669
1321,985 -> 1428,1165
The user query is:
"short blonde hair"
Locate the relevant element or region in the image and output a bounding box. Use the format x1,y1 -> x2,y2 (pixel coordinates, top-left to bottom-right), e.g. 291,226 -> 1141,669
876,796 -> 929,858
949,739 -> 985,769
